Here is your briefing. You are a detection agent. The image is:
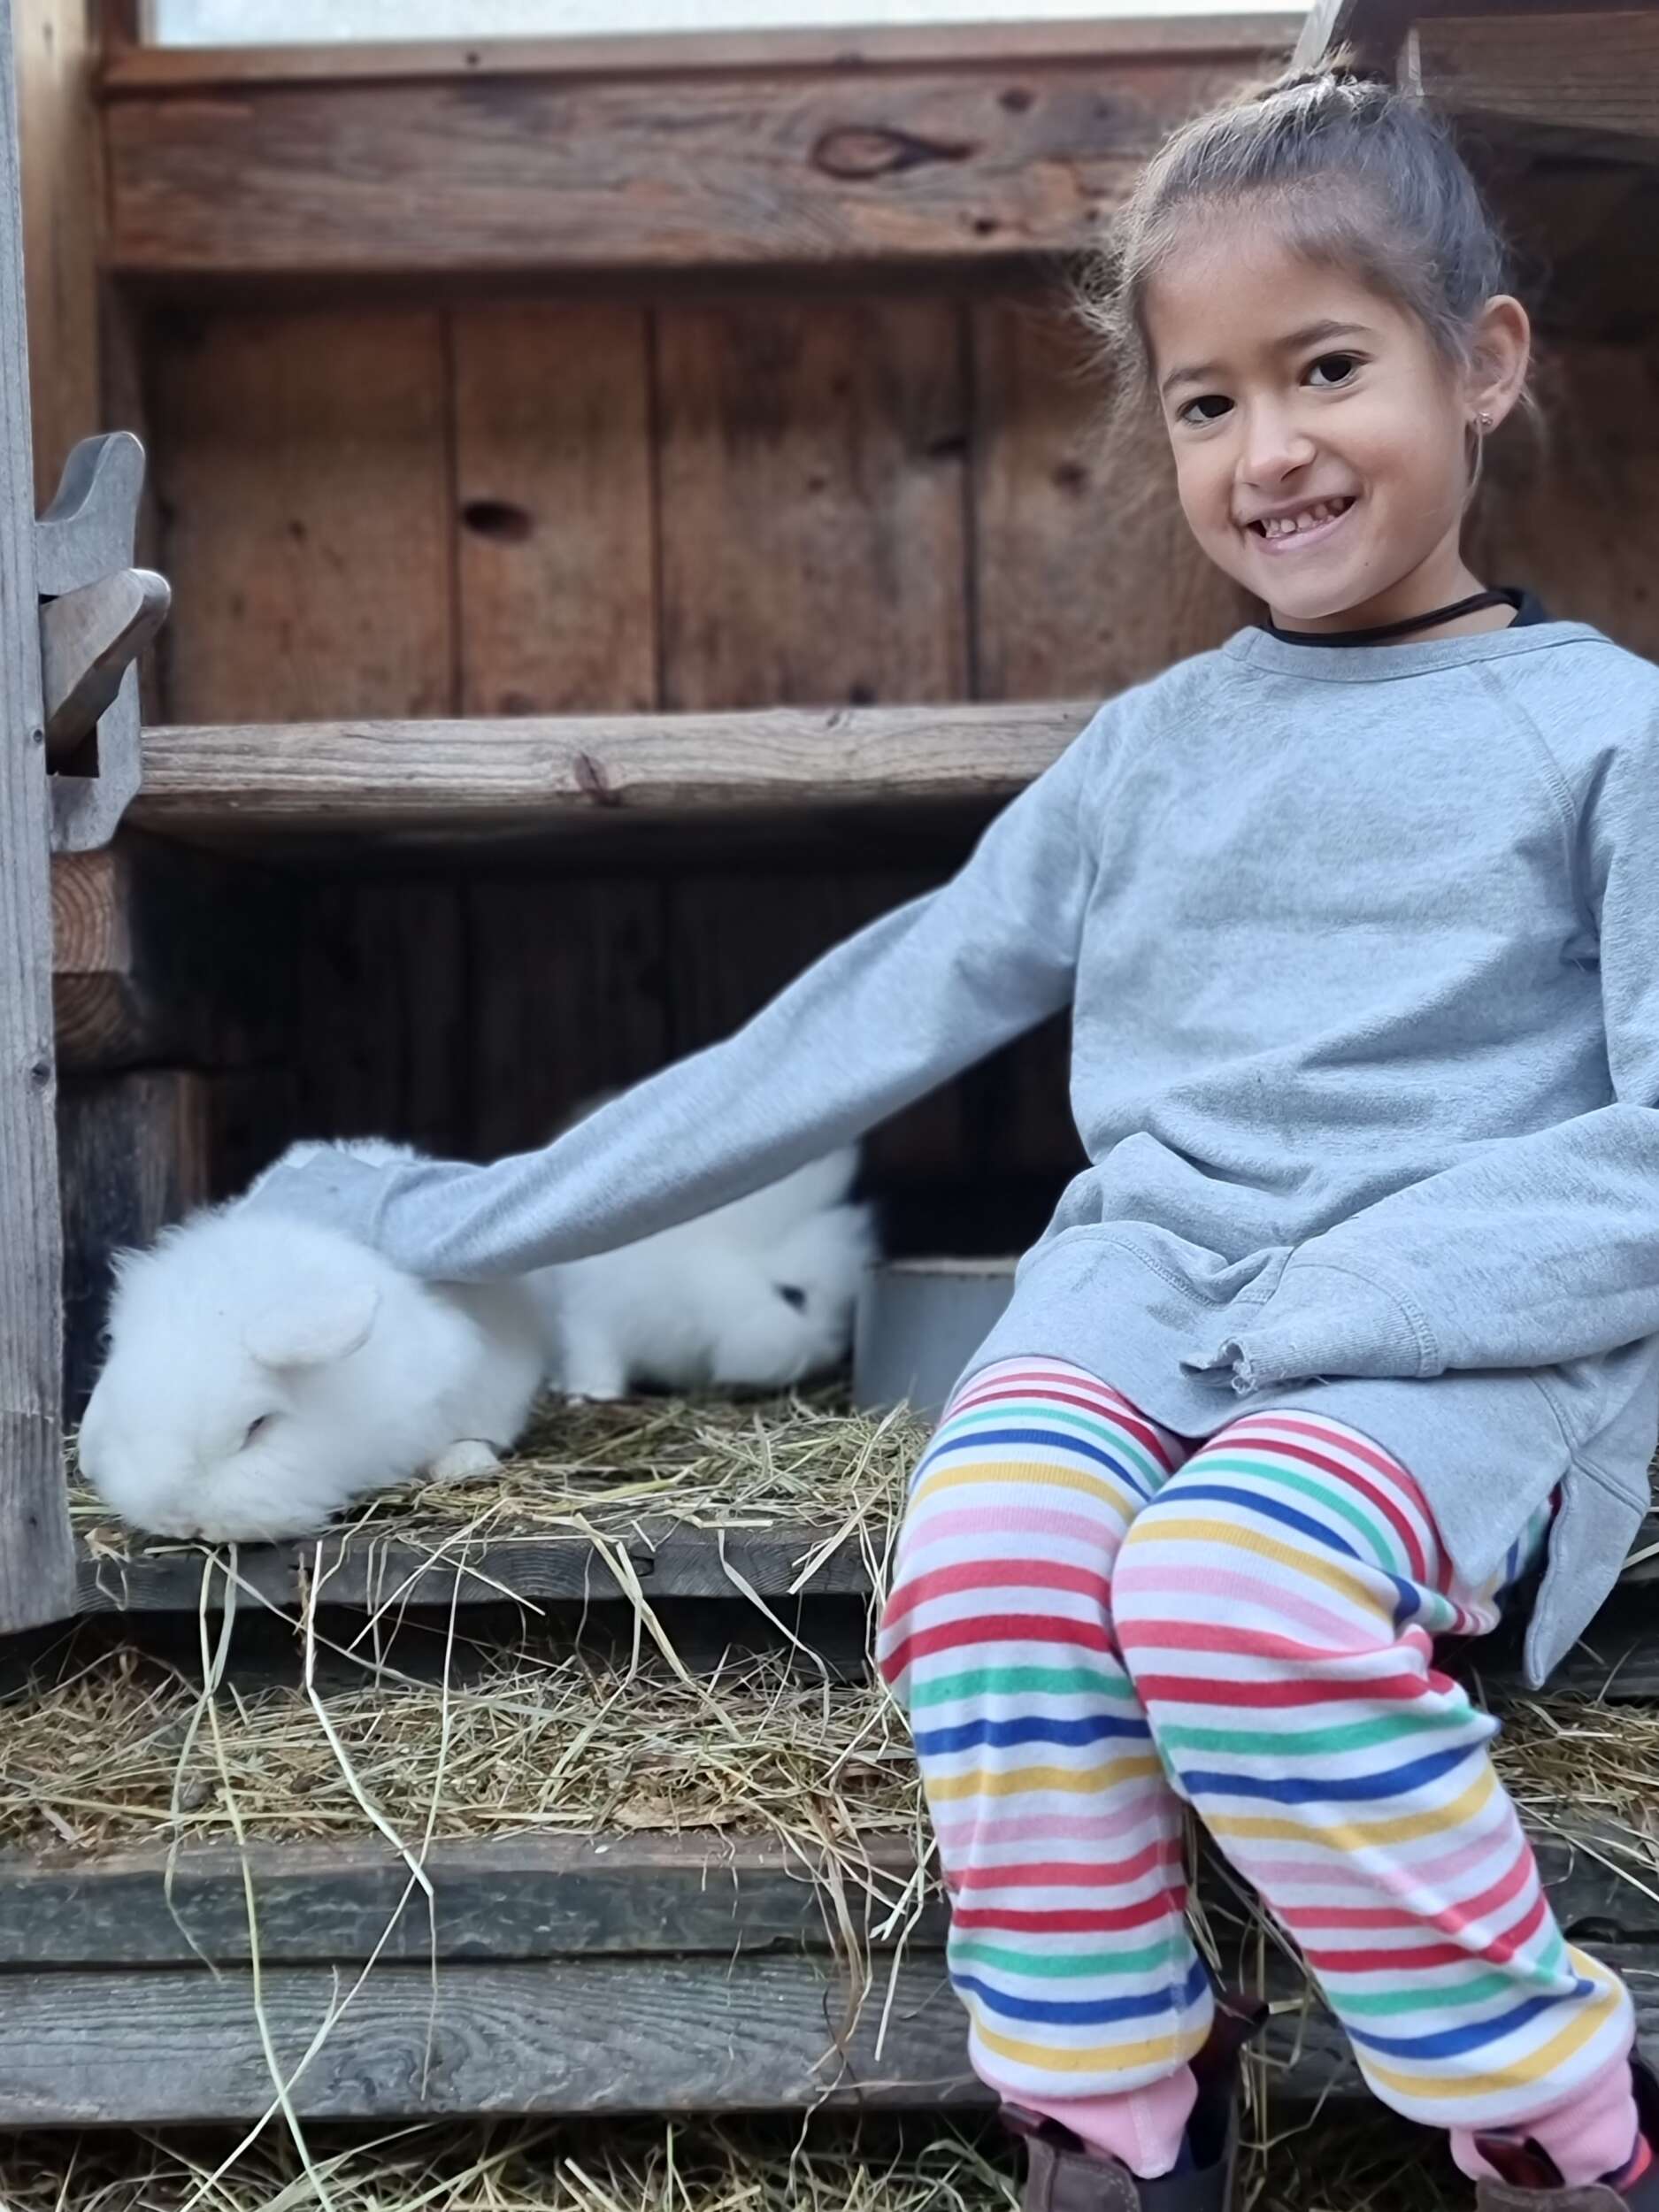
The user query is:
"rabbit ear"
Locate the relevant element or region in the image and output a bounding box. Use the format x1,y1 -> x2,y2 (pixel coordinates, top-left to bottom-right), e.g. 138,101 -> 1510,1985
245,1281 -> 380,1370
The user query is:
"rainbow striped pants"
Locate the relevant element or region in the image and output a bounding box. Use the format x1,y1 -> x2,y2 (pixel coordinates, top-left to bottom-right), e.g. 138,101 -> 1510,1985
877,1356 -> 1636,2180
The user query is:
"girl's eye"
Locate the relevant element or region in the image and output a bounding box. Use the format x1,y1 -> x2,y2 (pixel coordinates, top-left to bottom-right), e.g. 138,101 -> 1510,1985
242,1415 -> 273,1450
1177,393 -> 1233,427
1307,352 -> 1360,389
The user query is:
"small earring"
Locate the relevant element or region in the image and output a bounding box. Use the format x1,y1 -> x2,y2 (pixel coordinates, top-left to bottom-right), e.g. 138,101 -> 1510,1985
1475,410 -> 1494,432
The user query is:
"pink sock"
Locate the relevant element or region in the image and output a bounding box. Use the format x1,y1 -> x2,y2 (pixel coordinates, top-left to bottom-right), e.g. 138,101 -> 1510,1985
1014,2065 -> 1198,2179
1450,2038 -> 1640,2187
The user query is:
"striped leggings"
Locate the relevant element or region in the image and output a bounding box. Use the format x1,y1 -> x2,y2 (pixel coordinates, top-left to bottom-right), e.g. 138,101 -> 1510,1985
877,1357 -> 1637,2185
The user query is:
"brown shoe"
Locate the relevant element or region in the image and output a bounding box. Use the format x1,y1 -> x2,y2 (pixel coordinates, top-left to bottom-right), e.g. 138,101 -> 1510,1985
1005,1994 -> 1264,2211
1475,2056 -> 1659,2210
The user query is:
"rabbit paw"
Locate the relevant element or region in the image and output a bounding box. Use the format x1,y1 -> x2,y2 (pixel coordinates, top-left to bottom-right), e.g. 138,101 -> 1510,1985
425,1439 -> 503,1486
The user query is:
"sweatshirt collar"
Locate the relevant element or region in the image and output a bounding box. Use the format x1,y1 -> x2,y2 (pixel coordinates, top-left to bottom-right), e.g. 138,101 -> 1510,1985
1224,611 -> 1603,682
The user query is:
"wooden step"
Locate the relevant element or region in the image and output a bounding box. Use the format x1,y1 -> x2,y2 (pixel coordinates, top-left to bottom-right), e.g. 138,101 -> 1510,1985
0,1827 -> 1651,2124
129,702 -> 1089,849
73,1510 -> 1659,1700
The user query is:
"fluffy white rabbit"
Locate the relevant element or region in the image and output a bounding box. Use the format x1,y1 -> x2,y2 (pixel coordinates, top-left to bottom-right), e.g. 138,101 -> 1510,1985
527,1141 -> 879,1402
78,1139 -> 545,1544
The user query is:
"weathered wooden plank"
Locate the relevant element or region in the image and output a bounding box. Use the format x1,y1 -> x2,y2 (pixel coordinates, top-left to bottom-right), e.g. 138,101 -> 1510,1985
0,0 -> 74,1633
147,308 -> 453,723
0,1832 -> 943,1969
1417,12 -> 1659,166
16,0 -> 100,510
454,303 -> 655,718
102,19 -> 1302,89
0,1819 -> 1647,1973
56,1069 -> 211,1413
101,54 -> 1283,278
50,834 -> 296,1075
0,1951 -> 982,2124
72,1519 -> 877,1616
657,297 -> 969,711
3,1944 -> 1658,2123
971,295 -> 1253,701
131,701 -> 1091,838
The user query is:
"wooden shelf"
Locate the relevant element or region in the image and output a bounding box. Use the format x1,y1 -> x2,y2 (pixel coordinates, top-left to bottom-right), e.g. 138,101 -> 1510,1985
128,700 -> 1090,848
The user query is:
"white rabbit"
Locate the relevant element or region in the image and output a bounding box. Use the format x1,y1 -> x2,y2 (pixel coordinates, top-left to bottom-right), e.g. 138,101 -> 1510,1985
77,1139 -> 545,1544
527,1141 -> 879,1402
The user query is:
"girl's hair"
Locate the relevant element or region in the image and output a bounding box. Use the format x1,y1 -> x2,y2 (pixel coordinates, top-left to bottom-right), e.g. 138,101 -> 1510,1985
1083,58 -> 1520,405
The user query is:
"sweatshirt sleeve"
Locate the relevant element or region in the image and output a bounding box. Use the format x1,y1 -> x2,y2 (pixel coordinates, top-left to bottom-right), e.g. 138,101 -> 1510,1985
1187,703 -> 1659,1394
245,708 -> 1109,1279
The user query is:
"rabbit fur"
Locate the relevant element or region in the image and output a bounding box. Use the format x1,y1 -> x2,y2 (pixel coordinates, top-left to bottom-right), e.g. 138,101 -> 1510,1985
78,1139 -> 545,1544
527,1141 -> 879,1402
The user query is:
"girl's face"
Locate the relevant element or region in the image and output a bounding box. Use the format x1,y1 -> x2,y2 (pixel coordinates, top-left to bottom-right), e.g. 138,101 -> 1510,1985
1143,219 -> 1518,634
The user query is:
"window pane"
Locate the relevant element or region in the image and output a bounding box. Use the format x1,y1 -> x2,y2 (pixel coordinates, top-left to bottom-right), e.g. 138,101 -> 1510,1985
153,0 -> 1276,42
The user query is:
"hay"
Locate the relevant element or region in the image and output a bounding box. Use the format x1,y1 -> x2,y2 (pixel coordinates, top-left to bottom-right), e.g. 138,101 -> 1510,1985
70,1392 -> 930,1569
0,2109 -> 1465,2212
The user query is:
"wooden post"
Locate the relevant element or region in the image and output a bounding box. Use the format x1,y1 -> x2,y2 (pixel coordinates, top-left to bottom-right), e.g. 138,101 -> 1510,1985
0,0 -> 74,1629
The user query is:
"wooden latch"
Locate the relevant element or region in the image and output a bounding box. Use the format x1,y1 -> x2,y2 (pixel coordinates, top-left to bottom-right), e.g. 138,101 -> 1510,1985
36,430 -> 170,854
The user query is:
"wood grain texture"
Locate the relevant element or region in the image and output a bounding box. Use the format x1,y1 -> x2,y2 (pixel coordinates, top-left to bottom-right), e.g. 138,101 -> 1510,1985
0,1819 -> 1643,1972
102,55 -> 1286,276
1417,12 -> 1659,165
0,1832 -> 941,1969
1471,341 -> 1659,661
454,303 -> 655,718
56,1069 -> 210,1412
132,701 -> 1093,835
971,296 -> 1254,699
657,298 -> 969,711
16,0 -> 99,510
4,1943 -> 1659,2123
0,0 -> 74,1632
0,1950 -> 980,2124
147,309 -> 453,723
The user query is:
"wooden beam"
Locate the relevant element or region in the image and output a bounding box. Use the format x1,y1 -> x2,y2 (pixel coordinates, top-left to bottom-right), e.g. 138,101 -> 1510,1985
15,0 -> 99,511
130,703 -> 1092,841
1416,12 -> 1659,165
99,39 -> 1293,277
101,17 -> 1301,89
0,0 -> 75,1634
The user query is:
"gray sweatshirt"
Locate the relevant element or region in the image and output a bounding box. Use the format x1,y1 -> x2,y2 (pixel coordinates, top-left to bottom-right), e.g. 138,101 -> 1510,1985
250,617 -> 1659,1686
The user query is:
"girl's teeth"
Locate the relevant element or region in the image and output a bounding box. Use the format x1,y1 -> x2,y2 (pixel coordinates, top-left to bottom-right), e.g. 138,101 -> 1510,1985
1260,499 -> 1349,539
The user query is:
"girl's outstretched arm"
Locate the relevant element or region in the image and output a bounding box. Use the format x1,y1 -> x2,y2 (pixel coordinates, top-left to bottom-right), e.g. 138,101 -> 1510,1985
246,708 -> 1110,1280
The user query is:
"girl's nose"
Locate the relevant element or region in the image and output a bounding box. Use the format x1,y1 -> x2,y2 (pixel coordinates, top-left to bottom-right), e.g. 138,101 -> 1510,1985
1240,405 -> 1317,484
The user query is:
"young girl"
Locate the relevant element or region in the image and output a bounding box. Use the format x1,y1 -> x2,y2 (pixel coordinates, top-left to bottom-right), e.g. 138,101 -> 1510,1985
251,63 -> 1659,2212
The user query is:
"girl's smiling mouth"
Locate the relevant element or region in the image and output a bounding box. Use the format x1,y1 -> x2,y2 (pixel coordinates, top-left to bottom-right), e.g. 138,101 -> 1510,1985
1244,495 -> 1359,547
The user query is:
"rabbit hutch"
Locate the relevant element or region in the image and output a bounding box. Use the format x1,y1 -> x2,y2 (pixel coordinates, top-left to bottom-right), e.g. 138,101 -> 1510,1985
3,0 -> 1659,2179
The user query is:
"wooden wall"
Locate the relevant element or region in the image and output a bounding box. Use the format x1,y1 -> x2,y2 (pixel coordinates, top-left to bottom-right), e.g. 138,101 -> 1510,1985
142,284 -> 1249,724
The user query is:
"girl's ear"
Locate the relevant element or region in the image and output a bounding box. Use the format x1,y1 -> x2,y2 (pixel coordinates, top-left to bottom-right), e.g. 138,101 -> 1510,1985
1466,294 -> 1532,433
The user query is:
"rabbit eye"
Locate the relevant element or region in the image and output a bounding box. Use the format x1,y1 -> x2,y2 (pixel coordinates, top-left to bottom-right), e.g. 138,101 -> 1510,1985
242,1414 -> 273,1449
775,1284 -> 807,1311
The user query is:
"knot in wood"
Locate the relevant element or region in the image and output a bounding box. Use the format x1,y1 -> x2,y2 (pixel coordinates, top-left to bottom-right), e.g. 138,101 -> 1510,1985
810,126 -> 975,180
